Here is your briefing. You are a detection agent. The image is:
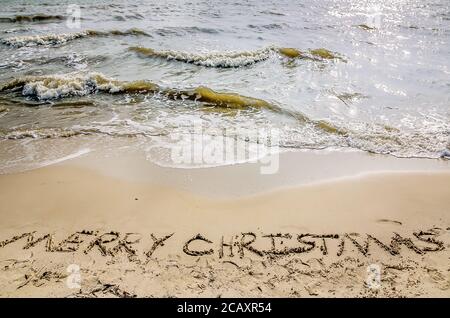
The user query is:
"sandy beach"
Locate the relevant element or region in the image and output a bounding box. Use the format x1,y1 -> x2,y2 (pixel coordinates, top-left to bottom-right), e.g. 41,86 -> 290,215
0,149 -> 449,298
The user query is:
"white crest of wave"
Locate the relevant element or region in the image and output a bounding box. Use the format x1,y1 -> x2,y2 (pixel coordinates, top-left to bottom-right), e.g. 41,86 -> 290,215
2,29 -> 148,47
2,31 -> 89,47
18,73 -> 122,100
143,46 -> 278,67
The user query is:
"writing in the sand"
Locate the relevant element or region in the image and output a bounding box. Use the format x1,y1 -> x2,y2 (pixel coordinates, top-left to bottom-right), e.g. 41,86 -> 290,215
0,230 -> 446,261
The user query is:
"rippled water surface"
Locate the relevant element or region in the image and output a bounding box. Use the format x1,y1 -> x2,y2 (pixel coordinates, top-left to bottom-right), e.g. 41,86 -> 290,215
0,0 -> 449,171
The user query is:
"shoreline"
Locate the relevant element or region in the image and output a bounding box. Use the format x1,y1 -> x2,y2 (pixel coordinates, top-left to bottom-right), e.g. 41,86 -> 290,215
65,146 -> 450,197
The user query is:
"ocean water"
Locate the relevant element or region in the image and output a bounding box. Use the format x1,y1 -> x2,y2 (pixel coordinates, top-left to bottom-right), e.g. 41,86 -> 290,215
0,0 -> 449,172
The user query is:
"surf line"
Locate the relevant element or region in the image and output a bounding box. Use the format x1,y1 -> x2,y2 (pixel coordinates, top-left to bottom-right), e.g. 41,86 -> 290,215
0,73 -> 345,135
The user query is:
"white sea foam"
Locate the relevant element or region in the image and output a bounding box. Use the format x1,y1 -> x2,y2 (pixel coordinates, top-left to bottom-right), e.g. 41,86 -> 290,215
129,46 -> 279,67
2,31 -> 89,47
1,29 -> 149,47
15,73 -> 122,100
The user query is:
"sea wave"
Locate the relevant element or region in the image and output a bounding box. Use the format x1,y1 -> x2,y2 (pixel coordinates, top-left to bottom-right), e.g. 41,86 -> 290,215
2,128 -> 88,140
129,46 -> 342,68
0,73 -> 159,99
0,73 -> 372,136
1,28 -> 150,47
0,126 -> 161,140
2,73 -> 415,158
0,72 -> 274,110
0,15 -> 65,23
2,72 -> 447,160
129,46 -> 277,67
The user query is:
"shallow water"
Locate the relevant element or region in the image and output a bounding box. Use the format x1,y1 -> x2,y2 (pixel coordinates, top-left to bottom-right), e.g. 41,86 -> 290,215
0,0 -> 449,171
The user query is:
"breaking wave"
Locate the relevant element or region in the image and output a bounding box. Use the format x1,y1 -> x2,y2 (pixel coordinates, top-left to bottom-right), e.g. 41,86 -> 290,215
1,73 -> 447,160
0,73 -> 159,99
0,73 -> 275,110
129,46 -> 277,67
129,46 -> 342,68
0,15 -> 65,23
1,28 -> 150,47
0,73 -> 401,139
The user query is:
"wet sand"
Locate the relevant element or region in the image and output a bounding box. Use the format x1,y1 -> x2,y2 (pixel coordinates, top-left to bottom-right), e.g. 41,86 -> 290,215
0,150 -> 449,297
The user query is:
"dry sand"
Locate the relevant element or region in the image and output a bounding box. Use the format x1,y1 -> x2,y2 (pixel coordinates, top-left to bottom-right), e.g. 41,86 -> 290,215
0,150 -> 449,297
